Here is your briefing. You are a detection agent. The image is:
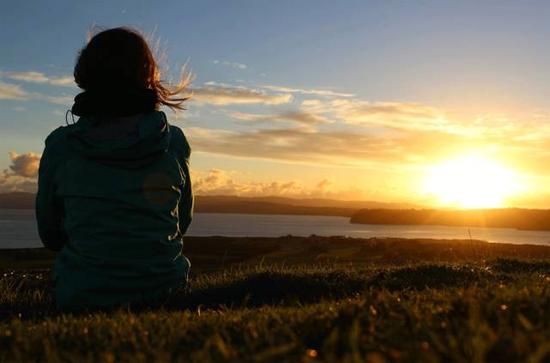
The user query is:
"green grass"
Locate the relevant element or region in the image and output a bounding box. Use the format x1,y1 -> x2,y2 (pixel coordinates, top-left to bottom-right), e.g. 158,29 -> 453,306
1,237 -> 550,362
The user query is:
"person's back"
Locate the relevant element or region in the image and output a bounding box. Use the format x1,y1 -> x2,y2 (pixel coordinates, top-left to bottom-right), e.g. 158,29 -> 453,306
35,27 -> 193,310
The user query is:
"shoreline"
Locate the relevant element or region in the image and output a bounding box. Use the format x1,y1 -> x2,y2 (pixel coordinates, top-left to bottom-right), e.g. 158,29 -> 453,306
6,207 -> 550,233
3,235 -> 550,271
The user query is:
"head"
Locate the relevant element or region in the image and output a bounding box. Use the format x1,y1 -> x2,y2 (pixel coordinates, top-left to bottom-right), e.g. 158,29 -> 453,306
74,27 -> 190,110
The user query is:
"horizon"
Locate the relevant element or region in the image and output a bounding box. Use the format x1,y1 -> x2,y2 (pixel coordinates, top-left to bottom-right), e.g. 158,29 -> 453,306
4,190 -> 550,211
2,1 -> 550,208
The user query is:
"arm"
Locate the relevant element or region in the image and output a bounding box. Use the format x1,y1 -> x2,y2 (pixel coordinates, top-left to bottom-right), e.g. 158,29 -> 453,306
172,126 -> 193,235
178,155 -> 193,235
35,136 -> 67,251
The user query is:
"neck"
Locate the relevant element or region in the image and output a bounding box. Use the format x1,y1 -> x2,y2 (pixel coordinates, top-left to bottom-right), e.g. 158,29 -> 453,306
71,88 -> 158,117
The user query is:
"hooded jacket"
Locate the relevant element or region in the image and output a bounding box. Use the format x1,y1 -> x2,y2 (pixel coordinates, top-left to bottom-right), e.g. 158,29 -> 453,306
35,111 -> 192,310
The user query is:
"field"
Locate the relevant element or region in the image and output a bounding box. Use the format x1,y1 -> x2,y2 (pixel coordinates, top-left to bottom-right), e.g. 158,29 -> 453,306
1,236 -> 550,362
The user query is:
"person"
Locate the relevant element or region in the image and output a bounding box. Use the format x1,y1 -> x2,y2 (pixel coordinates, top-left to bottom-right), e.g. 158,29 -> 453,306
35,27 -> 193,310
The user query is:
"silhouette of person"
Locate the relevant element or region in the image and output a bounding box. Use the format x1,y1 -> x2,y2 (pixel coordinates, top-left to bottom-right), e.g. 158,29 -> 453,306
36,27 -> 193,310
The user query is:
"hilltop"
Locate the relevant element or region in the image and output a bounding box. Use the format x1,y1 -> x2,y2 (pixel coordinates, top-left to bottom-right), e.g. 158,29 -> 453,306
1,236 -> 550,362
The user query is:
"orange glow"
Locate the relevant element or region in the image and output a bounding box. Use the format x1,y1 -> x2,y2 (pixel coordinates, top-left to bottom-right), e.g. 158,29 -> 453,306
422,154 -> 522,208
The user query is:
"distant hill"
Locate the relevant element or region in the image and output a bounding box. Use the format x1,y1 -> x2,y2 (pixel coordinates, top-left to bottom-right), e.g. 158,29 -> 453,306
0,192 -> 35,209
195,196 -> 353,216
0,192 -> 418,216
351,208 -> 550,231
194,195 -> 419,216
6,191 -> 550,230
199,195 -> 419,210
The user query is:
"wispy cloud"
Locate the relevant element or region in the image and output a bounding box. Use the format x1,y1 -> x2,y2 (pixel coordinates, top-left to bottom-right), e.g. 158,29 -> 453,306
0,84 -> 72,106
2,71 -> 74,87
231,110 -> 331,125
0,81 -> 28,100
260,84 -> 355,98
0,72 -> 74,105
186,121 -> 550,174
186,126 -> 412,168
34,93 -> 73,106
301,99 -> 453,133
212,60 -> 247,70
190,83 -> 292,105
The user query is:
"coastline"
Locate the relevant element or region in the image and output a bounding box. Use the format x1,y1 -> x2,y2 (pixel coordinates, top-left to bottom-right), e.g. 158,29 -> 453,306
3,235 -> 550,271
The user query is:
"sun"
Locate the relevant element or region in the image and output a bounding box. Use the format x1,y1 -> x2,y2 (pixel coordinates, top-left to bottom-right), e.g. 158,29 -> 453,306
422,155 -> 521,208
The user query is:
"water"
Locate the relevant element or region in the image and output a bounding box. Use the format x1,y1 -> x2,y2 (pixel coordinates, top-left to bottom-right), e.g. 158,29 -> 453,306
2,208 -> 550,249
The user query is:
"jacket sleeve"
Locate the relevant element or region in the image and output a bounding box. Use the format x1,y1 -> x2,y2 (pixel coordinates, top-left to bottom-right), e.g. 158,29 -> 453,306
35,134 -> 68,251
179,153 -> 193,235
172,127 -> 194,235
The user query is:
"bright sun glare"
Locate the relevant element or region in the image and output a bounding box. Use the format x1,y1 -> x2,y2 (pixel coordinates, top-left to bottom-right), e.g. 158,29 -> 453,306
423,155 -> 521,209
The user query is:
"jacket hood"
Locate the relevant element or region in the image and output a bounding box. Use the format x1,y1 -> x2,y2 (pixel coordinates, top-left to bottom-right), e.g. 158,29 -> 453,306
66,111 -> 171,168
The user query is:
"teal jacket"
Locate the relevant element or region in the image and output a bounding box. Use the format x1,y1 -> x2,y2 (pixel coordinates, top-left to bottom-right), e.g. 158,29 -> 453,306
35,111 -> 193,310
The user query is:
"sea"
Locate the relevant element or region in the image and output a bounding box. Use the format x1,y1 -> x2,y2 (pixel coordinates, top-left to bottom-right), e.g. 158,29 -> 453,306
2,208 -> 550,249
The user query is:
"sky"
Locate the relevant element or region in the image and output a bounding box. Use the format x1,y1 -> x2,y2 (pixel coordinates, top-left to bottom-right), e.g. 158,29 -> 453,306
2,1 -> 550,207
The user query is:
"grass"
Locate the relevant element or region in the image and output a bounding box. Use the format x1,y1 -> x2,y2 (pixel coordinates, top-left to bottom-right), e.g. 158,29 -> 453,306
1,236 -> 550,362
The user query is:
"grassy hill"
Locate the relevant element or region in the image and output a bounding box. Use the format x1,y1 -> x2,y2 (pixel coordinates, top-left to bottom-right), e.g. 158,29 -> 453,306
2,236 -> 550,362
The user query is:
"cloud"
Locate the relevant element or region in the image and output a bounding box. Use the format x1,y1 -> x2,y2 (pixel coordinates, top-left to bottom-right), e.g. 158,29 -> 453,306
189,82 -> 455,134
212,60 -> 247,70
0,152 -> 40,193
0,81 -> 28,100
0,176 -> 37,193
187,117 -> 541,173
5,152 -> 40,178
0,71 -> 75,105
191,169 -> 369,199
192,168 -> 343,198
340,101 -> 440,123
186,126 -> 427,168
316,179 -> 332,190
190,83 -> 292,105
34,93 -> 73,106
2,71 -> 74,87
260,84 -> 355,98
231,110 -> 331,125
0,79 -> 73,105
301,99 -> 454,133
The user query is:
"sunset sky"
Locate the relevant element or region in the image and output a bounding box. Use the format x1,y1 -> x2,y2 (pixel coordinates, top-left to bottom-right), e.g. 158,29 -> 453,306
2,1 -> 550,207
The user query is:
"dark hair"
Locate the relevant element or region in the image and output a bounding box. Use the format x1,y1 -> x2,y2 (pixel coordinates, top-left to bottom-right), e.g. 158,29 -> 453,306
74,27 -> 191,110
